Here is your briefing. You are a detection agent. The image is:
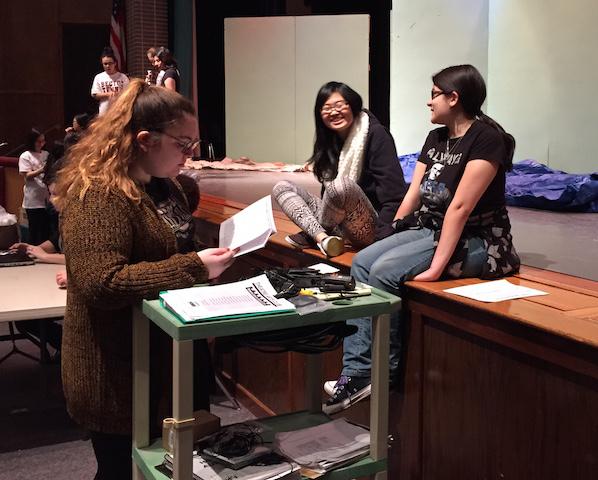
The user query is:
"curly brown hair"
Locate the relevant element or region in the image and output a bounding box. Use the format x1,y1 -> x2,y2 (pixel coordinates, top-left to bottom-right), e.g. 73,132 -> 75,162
53,79 -> 195,210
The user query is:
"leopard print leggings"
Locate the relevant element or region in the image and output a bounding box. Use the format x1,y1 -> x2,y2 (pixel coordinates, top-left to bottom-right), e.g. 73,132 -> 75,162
272,177 -> 377,248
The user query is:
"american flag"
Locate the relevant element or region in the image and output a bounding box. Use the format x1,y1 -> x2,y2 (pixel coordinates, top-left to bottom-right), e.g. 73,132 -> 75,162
110,0 -> 127,72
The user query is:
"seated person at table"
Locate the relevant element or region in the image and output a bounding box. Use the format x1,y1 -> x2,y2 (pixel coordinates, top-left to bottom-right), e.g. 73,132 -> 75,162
324,65 -> 520,414
11,158 -> 67,353
53,79 -> 236,479
273,81 -> 406,257
9,228 -> 65,351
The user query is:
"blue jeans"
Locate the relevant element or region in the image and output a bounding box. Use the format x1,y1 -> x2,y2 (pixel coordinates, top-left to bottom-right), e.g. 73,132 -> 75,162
342,228 -> 488,378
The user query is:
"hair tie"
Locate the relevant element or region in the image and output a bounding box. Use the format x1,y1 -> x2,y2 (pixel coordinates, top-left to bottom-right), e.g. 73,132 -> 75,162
163,417 -> 195,430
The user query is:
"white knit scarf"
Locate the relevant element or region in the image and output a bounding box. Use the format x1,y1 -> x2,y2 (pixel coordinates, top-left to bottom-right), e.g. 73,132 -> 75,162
336,111 -> 370,182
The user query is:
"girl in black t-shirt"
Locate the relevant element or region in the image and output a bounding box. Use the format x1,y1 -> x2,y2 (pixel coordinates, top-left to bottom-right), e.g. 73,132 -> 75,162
324,65 -> 520,414
155,47 -> 180,92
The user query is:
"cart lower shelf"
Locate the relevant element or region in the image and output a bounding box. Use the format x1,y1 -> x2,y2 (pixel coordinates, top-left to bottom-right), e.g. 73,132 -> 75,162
133,410 -> 387,480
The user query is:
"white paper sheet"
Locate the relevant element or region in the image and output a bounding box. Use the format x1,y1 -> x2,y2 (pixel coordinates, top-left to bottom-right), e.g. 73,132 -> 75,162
308,263 -> 340,274
443,279 -> 548,303
219,195 -> 276,256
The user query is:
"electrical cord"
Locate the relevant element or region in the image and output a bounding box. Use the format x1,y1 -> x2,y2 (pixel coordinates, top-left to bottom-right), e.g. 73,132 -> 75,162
228,322 -> 358,354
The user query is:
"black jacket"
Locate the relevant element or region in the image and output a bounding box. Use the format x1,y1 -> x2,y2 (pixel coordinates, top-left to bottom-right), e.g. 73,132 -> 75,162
357,110 -> 407,239
318,111 -> 407,240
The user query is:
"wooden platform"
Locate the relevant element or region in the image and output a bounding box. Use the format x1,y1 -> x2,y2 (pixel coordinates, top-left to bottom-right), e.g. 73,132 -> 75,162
195,194 -> 598,356
195,192 -> 598,480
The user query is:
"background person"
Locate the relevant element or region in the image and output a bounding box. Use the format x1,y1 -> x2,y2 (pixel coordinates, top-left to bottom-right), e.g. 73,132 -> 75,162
53,79 -> 236,479
19,128 -> 50,245
91,47 -> 129,116
145,47 -> 157,84
273,81 -> 406,257
64,112 -> 91,136
63,113 -> 91,153
154,46 -> 180,92
324,64 -> 521,414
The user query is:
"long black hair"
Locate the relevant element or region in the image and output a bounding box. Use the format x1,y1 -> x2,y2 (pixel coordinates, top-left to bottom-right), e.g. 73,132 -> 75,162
432,64 -> 516,170
308,81 -> 363,182
156,46 -> 178,69
24,128 -> 44,152
74,113 -> 91,130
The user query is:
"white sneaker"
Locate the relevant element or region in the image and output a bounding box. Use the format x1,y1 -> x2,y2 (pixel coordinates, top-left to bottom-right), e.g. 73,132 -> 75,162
323,380 -> 338,396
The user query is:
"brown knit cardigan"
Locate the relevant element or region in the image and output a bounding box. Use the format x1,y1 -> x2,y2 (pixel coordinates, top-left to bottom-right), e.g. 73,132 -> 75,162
60,183 -> 209,434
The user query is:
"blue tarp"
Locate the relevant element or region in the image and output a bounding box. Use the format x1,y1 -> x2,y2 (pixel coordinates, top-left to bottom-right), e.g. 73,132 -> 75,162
398,153 -> 419,184
505,160 -> 598,212
399,155 -> 598,212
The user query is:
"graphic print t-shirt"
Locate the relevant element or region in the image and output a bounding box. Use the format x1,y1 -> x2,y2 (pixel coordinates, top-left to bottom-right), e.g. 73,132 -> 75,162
145,177 -> 195,253
91,71 -> 130,115
412,121 -> 520,279
417,120 -> 506,217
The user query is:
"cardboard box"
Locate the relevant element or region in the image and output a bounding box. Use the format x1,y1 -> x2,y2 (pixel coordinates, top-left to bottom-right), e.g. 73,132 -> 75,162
162,410 -> 221,453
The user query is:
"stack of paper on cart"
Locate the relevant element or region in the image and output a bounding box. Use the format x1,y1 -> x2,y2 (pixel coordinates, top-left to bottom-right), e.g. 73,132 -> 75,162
275,418 -> 370,477
162,450 -> 300,480
159,274 -> 296,322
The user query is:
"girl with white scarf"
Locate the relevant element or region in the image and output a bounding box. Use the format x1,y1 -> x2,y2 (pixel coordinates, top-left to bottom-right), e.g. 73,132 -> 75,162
273,82 -> 406,257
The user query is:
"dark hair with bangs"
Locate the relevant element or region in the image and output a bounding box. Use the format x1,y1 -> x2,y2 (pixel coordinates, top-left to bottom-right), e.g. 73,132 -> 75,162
156,47 -> 178,69
308,81 -> 363,182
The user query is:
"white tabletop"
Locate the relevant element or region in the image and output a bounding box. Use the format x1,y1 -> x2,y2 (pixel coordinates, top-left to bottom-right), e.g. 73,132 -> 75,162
0,263 -> 67,322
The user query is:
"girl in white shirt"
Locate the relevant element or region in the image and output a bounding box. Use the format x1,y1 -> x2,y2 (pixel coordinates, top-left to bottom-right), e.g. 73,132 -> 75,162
18,128 -> 50,244
91,47 -> 129,115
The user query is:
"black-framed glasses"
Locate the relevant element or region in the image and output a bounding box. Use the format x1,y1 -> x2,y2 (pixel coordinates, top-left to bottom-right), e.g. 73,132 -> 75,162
431,90 -> 447,100
158,132 -> 200,155
321,101 -> 349,115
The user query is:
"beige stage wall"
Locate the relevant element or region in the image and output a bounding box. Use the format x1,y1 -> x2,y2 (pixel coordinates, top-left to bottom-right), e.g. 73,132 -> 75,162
224,15 -> 369,164
390,0 -> 598,173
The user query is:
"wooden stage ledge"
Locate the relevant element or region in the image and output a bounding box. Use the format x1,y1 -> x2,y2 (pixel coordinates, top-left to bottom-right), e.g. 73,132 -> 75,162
196,193 -> 598,348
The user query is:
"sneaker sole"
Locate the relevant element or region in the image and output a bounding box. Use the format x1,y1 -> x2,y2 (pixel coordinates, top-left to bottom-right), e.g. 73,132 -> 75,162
319,237 -> 345,257
322,385 -> 371,415
324,379 -> 396,396
285,234 -> 309,250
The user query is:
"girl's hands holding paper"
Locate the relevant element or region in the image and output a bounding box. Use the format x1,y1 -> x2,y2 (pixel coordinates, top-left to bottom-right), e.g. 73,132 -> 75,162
197,247 -> 238,279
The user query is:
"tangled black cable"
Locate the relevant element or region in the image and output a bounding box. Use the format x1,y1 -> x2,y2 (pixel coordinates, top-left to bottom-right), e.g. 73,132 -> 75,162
208,423 -> 264,458
232,322 -> 358,354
